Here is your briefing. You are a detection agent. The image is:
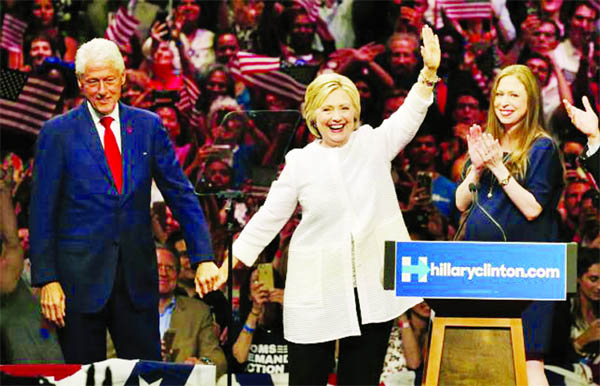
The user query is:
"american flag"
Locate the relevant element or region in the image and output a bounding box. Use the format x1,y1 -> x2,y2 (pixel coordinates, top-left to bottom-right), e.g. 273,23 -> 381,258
438,0 -> 492,20
1,13 -> 28,52
0,69 -> 64,134
176,75 -> 201,113
105,6 -> 140,48
0,358 -> 215,385
230,52 -> 307,103
236,51 -> 281,74
293,0 -> 320,22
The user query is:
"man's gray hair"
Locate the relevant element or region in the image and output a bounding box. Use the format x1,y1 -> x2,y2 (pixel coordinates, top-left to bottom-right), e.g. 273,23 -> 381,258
75,38 -> 125,77
387,32 -> 419,51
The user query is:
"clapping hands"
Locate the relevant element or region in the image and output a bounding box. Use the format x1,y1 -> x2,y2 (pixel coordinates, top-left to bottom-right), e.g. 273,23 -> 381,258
467,124 -> 503,174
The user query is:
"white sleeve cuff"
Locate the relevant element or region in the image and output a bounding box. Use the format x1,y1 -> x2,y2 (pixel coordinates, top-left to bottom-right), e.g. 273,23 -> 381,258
587,141 -> 600,157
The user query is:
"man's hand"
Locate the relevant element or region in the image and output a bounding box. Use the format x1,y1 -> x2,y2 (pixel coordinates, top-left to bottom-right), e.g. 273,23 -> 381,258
194,261 -> 219,298
211,256 -> 240,295
399,6 -> 424,31
41,281 -> 65,327
150,21 -> 170,43
406,185 -> 431,212
563,97 -> 600,148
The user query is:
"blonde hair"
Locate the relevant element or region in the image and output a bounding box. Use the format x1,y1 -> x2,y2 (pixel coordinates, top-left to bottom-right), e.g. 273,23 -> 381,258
303,73 -> 360,138
75,38 -> 125,77
486,65 -> 549,180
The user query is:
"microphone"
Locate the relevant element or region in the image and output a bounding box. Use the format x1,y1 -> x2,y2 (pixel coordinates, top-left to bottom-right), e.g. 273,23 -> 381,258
454,181 -> 507,241
454,183 -> 478,240
470,182 -> 507,242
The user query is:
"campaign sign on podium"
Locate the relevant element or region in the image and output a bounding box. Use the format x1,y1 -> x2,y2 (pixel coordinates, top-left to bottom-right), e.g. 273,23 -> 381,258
385,241 -> 576,300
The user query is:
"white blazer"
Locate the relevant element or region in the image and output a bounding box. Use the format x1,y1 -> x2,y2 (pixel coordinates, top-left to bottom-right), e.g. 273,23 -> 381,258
233,86 -> 432,344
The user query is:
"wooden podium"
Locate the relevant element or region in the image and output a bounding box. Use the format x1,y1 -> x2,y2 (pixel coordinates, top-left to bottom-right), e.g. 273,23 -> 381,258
384,241 -> 577,386
425,316 -> 526,385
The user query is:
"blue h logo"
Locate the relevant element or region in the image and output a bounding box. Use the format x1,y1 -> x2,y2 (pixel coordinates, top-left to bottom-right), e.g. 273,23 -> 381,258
401,256 -> 429,283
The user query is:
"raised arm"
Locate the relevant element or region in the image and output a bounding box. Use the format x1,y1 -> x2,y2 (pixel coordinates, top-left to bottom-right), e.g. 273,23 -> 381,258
563,96 -> 600,183
233,271 -> 267,364
412,25 -> 440,101
374,27 -> 440,160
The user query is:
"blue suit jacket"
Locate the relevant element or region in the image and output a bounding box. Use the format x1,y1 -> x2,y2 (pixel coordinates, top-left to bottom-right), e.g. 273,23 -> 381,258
30,102 -> 213,313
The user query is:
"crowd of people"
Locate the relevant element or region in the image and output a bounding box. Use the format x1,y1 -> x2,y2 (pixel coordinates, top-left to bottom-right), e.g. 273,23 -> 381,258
1,0 -> 599,385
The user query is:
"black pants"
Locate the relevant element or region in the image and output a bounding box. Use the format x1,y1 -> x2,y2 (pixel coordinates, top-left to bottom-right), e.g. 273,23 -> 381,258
288,290 -> 393,386
58,257 -> 161,364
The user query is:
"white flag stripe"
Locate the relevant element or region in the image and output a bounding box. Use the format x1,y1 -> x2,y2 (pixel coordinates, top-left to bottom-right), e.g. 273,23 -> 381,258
3,28 -> 21,41
0,118 -> 40,134
0,101 -> 47,125
18,94 -> 59,112
1,14 -> 28,50
440,0 -> 491,19
293,0 -> 319,22
176,75 -> 201,112
230,52 -> 307,102
0,72 -> 64,134
105,6 -> 140,47
114,18 -> 136,36
116,10 -> 139,30
4,14 -> 28,29
25,77 -> 63,95
233,59 -> 306,92
257,71 -> 306,94
0,98 -> 52,121
238,64 -> 281,73
236,52 -> 281,73
238,54 -> 280,63
233,69 -> 305,102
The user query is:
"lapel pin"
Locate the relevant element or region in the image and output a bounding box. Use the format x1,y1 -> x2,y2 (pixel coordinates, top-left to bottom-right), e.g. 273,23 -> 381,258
126,126 -> 133,134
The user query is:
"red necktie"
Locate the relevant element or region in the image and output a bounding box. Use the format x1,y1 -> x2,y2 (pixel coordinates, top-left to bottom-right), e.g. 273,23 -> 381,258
100,116 -> 122,194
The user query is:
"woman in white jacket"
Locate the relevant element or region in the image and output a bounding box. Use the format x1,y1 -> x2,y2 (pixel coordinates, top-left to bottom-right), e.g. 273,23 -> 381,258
215,26 -> 440,385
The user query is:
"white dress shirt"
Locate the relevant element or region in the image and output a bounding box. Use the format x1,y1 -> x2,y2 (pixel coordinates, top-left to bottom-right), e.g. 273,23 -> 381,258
233,86 -> 431,344
86,102 -> 122,152
553,40 -> 581,84
541,74 -> 560,127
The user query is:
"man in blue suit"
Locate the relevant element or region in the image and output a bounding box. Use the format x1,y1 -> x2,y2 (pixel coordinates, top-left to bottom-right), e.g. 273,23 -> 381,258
29,38 -> 221,364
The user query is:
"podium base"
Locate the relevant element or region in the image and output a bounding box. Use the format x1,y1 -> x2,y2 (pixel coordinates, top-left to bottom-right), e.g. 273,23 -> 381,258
424,299 -> 531,318
423,317 -> 528,386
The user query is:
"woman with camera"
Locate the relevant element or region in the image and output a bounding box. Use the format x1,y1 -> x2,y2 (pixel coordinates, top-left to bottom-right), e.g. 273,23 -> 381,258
205,25 -> 440,385
455,64 -> 564,385
231,261 -> 287,376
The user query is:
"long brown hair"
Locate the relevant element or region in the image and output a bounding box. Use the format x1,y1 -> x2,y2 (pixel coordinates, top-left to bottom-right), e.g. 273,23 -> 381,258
486,65 -> 550,180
